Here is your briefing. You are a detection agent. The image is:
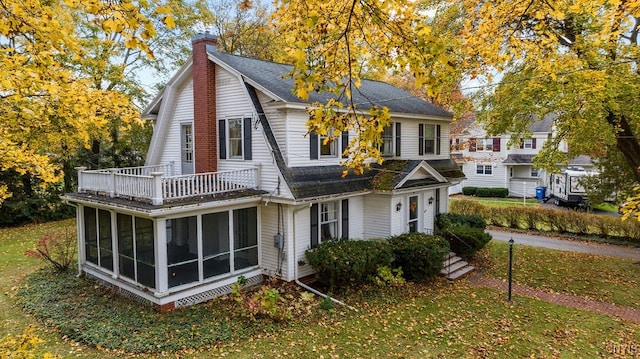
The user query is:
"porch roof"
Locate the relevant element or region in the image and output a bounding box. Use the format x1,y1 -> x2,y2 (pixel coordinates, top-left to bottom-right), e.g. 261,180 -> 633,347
502,154 -> 535,165
63,189 -> 266,214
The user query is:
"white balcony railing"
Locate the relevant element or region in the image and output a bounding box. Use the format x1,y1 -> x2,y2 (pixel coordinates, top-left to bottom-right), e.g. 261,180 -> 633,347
76,163 -> 260,205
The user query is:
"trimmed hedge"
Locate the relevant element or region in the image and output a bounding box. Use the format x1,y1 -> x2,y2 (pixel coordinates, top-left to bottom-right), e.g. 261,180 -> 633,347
387,233 -> 450,281
441,227 -> 492,258
462,187 -> 509,197
450,199 -> 640,242
462,186 -> 477,196
305,239 -> 392,289
476,187 -> 509,198
436,213 -> 486,230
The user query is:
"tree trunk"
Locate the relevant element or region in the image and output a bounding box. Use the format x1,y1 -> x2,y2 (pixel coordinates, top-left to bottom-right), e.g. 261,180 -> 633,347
607,111 -> 640,182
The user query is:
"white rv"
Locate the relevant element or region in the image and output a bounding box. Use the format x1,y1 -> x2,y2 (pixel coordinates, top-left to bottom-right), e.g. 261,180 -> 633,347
548,167 -> 595,207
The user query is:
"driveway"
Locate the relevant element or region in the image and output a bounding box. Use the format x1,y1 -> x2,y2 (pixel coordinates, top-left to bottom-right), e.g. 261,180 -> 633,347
487,228 -> 640,260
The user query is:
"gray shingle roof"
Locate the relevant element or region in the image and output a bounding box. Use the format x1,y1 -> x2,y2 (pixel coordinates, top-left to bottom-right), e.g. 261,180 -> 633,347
287,158 -> 465,199
502,154 -> 535,165
529,113 -> 554,132
207,46 -> 452,118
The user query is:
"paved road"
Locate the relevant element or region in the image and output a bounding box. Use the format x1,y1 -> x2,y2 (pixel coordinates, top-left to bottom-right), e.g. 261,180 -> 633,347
487,229 -> 640,260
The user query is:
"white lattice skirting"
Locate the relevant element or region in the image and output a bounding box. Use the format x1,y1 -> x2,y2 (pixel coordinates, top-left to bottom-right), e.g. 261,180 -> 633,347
174,274 -> 262,308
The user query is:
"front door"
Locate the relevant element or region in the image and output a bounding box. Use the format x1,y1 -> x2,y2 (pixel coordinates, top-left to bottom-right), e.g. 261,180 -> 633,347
408,195 -> 419,233
181,124 -> 194,174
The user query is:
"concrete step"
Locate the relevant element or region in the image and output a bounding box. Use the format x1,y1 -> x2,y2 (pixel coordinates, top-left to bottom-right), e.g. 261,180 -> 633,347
443,255 -> 463,267
440,259 -> 469,275
446,265 -> 475,280
440,251 -> 475,280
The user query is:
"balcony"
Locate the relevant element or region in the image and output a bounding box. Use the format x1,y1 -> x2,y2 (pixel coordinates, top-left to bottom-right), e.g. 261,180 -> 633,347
76,163 -> 260,205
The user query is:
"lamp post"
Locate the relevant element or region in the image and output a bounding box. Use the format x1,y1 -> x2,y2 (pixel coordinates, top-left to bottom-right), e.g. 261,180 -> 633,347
508,238 -> 514,301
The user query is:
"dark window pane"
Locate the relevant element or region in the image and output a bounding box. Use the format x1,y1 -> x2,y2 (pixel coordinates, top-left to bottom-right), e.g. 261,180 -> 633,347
117,214 -> 135,281
203,212 -> 230,279
166,217 -> 198,266
135,217 -> 155,266
233,208 -> 258,271
119,257 -> 135,281
98,209 -> 113,270
168,261 -> 198,288
84,207 -> 98,265
135,217 -> 155,289
137,261 -> 156,289
204,254 -> 230,278
117,214 -> 134,257
234,247 -> 258,270
233,208 -> 257,249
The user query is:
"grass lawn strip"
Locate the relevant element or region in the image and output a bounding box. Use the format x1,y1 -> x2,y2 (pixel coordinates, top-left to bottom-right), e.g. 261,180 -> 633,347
3,219 -> 640,357
223,282 -> 639,358
480,241 -> 640,309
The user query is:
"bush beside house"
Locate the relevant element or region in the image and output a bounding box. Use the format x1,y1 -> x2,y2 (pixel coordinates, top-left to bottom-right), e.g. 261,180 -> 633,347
387,233 -> 450,281
436,213 -> 492,258
305,239 -> 393,289
305,234 -> 451,288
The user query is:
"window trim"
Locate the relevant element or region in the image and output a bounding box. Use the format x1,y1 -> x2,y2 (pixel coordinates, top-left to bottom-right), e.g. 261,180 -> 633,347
419,124 -> 441,155
476,164 -> 493,175
219,117 -> 252,160
310,199 -> 349,247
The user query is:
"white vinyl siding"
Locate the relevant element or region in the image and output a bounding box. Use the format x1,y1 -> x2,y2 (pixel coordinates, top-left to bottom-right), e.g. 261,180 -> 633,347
259,204 -> 289,279
159,81 -> 193,174
294,207 -> 314,278
214,69 -> 294,199
461,161 -> 508,189
363,195 -> 392,238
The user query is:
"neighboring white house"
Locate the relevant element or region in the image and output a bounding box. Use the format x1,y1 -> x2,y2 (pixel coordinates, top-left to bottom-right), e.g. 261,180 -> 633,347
449,115 -> 592,198
63,33 -> 464,311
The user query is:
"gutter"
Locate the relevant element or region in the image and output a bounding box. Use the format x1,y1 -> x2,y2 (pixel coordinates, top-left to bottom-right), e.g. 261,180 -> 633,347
291,204 -> 357,311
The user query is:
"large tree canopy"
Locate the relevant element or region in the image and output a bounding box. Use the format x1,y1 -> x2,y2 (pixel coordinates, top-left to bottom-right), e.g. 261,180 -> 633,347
273,0 -> 461,174
273,0 -> 640,216
465,0 -> 640,184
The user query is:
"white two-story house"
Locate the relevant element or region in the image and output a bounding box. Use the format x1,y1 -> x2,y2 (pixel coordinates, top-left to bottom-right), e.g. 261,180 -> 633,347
450,115 -> 592,197
63,33 -> 464,311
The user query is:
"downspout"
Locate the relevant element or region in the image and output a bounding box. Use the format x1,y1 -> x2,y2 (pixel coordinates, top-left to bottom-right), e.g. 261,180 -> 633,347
292,204 -> 357,311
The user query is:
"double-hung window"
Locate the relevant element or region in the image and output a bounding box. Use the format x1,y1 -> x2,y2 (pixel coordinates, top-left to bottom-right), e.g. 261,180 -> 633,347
320,134 -> 338,157
419,124 -> 441,155
310,200 -> 349,247
520,138 -> 536,149
320,202 -> 338,241
379,123 -> 402,157
531,167 -> 539,177
228,119 -> 243,158
310,131 -> 349,159
476,164 -> 492,175
219,117 -> 252,160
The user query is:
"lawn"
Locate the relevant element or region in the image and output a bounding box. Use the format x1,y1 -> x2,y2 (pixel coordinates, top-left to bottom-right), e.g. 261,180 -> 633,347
2,219 -> 640,358
479,241 -> 640,308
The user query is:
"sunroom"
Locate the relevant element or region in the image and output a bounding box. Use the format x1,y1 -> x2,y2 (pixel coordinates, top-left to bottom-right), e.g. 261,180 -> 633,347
64,164 -> 265,310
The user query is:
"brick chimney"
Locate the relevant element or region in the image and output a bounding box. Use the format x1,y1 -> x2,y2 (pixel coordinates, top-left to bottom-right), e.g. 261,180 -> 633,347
192,33 -> 218,173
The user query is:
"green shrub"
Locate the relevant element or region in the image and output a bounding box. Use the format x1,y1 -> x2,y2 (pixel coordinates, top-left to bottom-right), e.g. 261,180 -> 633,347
387,233 -> 450,281
373,266 -> 406,287
305,239 -> 392,289
462,186 -> 477,196
436,213 -> 486,230
475,187 -> 509,198
442,227 -> 492,258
